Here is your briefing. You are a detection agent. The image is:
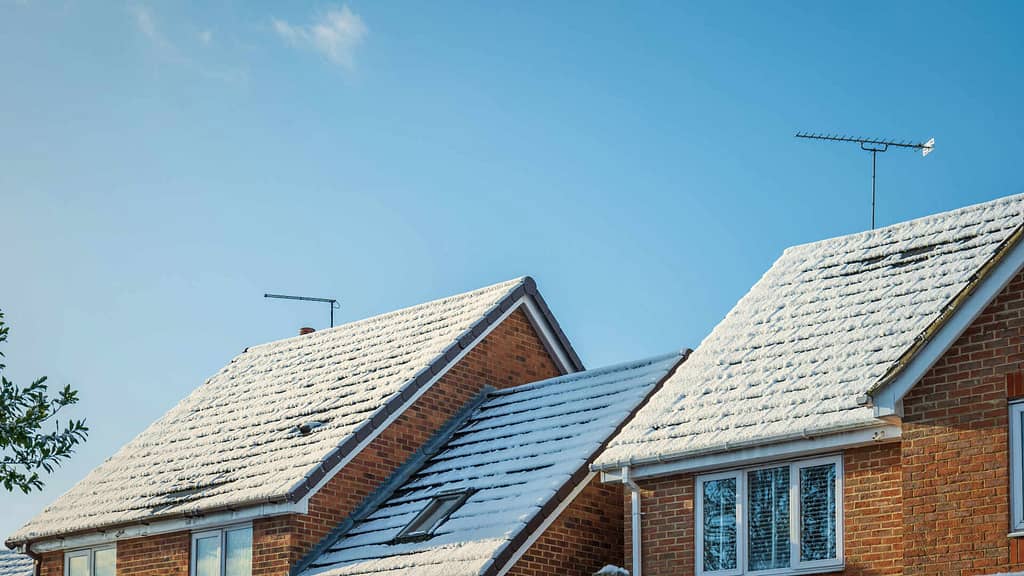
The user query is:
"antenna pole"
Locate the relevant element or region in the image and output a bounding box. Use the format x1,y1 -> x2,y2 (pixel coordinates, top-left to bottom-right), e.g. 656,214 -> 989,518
794,132 -> 934,230
871,149 -> 876,229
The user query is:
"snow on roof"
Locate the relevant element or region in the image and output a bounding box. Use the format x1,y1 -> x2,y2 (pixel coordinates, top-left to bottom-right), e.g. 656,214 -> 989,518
0,551 -> 33,576
597,193 -> 1024,469
11,277 -> 577,544
298,353 -> 683,576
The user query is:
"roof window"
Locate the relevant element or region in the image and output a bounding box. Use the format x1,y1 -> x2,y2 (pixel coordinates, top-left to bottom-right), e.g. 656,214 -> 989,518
393,489 -> 474,543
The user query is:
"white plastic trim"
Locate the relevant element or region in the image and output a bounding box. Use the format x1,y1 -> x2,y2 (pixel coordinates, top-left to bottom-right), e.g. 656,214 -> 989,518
602,425 -> 900,482
30,505 -> 289,554
1011,402 -> 1024,532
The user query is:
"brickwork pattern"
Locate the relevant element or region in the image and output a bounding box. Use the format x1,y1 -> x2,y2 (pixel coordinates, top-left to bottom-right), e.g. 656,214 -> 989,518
38,552 -> 61,576
902,271 -> 1024,576
505,476 -> 624,576
116,533 -> 191,576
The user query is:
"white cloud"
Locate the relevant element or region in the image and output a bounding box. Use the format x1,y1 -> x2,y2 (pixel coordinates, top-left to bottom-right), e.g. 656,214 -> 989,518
128,4 -> 246,84
273,5 -> 368,70
130,3 -> 176,54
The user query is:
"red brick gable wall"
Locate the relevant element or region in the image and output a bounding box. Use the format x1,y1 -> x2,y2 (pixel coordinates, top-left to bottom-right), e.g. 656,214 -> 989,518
26,306 -> 561,576
253,307 -> 562,575
624,445 -> 901,576
901,270 -> 1024,576
504,475 -> 625,576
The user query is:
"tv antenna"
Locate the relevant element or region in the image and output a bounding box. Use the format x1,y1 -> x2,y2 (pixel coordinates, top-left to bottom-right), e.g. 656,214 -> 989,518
264,293 -> 341,327
795,132 -> 935,229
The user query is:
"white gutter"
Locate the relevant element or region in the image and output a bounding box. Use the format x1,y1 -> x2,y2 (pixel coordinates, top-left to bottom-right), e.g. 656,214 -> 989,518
621,466 -> 642,576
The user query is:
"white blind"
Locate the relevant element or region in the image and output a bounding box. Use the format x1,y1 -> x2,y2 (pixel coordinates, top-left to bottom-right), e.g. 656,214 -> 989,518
799,463 -> 837,562
747,466 -> 790,571
702,477 -> 738,572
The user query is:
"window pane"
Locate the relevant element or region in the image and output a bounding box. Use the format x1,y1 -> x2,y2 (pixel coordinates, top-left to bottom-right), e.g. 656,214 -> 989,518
747,467 -> 790,571
800,463 -> 837,562
702,477 -> 738,572
93,549 -> 116,576
225,528 -> 252,576
67,554 -> 89,576
195,535 -> 221,576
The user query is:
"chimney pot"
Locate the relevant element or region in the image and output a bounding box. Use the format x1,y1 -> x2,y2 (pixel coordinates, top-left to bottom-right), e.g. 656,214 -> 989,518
299,327 -> 315,336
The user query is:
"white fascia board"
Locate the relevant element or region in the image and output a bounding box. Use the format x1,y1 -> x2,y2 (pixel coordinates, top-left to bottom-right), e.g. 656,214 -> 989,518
600,424 -> 901,482
521,296 -> 576,374
29,503 -> 293,554
871,236 -> 1024,418
492,471 -> 597,576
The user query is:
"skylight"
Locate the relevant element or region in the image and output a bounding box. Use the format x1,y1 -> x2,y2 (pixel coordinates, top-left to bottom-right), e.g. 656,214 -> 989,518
393,489 -> 474,543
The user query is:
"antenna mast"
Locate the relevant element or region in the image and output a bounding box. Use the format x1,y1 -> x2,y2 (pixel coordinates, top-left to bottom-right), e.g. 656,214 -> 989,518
795,132 -> 935,229
264,293 -> 341,327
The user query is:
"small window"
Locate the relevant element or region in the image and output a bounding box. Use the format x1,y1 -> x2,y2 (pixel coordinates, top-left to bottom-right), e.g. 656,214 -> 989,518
696,455 -> 843,575
64,546 -> 115,576
1010,402 -> 1024,531
191,525 -> 252,576
394,489 -> 474,542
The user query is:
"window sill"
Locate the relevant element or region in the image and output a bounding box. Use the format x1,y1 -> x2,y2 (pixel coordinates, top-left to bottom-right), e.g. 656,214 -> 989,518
1008,531 -> 1024,539
701,565 -> 844,576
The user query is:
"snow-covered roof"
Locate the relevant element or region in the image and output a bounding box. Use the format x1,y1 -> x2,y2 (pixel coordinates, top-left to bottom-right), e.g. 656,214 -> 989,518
11,277 -> 583,544
0,551 -> 33,576
597,193 -> 1024,469
297,353 -> 683,576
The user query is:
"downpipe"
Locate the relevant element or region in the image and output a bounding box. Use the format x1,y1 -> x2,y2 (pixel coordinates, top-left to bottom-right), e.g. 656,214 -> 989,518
622,466 -> 642,576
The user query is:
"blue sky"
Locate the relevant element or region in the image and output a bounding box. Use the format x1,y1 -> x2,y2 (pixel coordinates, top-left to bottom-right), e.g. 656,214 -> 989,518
2,1 -> 1023,538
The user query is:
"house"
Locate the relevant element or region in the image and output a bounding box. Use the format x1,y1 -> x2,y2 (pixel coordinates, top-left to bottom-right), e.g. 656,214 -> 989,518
293,353 -> 684,576
0,551 -> 33,576
5,277 -> 586,576
593,193 -> 1024,576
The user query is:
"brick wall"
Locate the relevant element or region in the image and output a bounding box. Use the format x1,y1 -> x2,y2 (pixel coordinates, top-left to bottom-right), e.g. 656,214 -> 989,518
841,443 -> 902,576
901,270 -> 1024,576
116,533 -> 191,576
625,444 -> 902,576
505,475 -> 625,576
252,306 -> 562,575
38,551 -> 62,576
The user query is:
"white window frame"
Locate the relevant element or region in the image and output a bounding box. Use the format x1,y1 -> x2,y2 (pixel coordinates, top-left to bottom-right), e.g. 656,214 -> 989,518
695,454 -> 844,576
1010,401 -> 1024,531
190,523 -> 253,576
63,545 -> 116,576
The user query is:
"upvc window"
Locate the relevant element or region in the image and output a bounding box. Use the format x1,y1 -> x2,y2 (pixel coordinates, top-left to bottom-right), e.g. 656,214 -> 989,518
191,525 -> 252,576
695,455 -> 843,576
64,546 -> 115,576
1010,402 -> 1024,531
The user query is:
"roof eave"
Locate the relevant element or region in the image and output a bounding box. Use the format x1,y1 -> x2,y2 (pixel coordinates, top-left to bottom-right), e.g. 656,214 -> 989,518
595,418 -> 897,480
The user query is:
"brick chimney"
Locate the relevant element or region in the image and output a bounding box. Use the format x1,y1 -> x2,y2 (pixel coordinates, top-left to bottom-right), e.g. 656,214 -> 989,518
299,327 -> 315,336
